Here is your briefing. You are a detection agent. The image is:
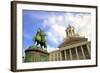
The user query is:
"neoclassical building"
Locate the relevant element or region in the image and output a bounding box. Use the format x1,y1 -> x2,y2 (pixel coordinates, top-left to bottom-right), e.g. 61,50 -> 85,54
49,25 -> 91,61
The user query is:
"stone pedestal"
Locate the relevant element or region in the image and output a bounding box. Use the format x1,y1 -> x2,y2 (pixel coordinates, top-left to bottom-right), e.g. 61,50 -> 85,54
24,47 -> 49,62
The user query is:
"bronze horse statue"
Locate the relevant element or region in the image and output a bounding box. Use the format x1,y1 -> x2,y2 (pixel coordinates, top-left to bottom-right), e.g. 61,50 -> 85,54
33,28 -> 47,48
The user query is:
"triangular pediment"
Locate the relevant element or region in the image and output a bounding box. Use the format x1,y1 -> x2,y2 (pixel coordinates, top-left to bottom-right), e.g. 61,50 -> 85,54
58,36 -> 88,48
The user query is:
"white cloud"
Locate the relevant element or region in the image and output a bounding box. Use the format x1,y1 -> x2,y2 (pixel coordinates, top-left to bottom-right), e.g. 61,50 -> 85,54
51,24 -> 66,38
65,13 -> 74,22
47,45 -> 59,52
57,15 -> 64,22
65,13 -> 91,40
78,23 -> 91,41
43,12 -> 91,52
46,31 -> 59,44
49,15 -> 57,24
77,14 -> 91,40
43,15 -> 66,39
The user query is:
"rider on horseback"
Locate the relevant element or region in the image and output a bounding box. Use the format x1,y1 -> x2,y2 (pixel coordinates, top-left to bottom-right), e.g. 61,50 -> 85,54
32,28 -> 47,49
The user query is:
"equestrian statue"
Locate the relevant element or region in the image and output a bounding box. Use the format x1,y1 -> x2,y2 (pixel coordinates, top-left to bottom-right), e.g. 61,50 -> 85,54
32,28 -> 47,49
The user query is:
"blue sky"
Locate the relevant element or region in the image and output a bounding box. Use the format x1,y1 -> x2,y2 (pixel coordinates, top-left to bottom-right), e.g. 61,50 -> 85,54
22,10 -> 91,56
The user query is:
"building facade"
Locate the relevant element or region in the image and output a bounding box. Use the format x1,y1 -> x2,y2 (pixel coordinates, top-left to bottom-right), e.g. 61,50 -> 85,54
49,25 -> 91,61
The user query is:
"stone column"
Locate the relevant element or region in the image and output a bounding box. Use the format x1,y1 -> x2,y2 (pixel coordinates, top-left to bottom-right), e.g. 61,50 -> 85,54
30,55 -> 33,62
53,54 -> 55,61
75,48 -> 79,60
51,54 -> 53,61
64,50 -> 67,60
60,51 -> 62,61
80,46 -> 85,59
56,52 -> 59,61
86,44 -> 90,56
49,55 -> 51,61
69,49 -> 72,60
55,53 -> 57,61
